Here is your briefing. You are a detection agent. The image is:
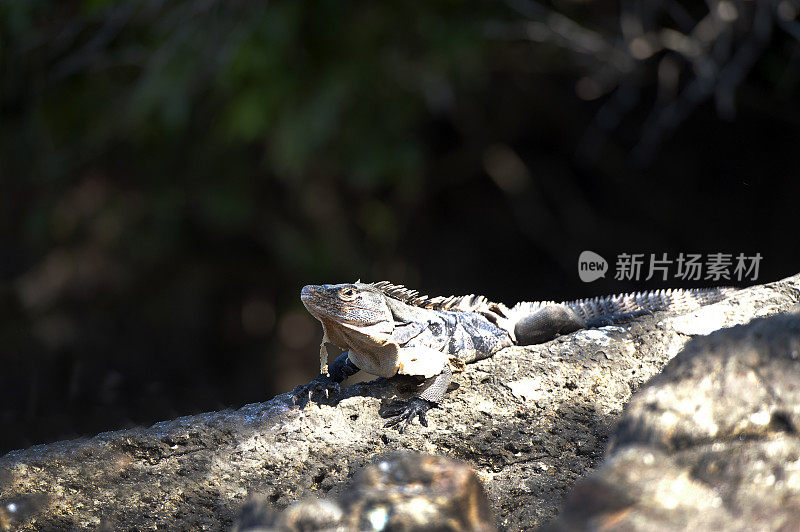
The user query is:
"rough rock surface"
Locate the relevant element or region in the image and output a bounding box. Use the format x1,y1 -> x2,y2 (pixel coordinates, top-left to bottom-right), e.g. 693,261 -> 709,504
548,304 -> 800,531
233,453 -> 495,531
0,274 -> 798,530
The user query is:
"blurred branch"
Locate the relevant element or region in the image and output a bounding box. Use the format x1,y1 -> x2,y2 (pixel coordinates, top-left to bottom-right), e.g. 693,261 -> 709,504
496,0 -> 800,166
492,0 -> 631,72
631,0 -> 774,163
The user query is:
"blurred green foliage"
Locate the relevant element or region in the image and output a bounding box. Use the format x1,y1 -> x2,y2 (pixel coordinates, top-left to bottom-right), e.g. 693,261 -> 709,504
2,1 -> 492,185
1,1 -> 508,282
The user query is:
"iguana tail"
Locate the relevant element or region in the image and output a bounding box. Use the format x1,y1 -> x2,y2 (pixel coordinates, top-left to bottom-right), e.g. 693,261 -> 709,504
561,286 -> 737,321
504,287 -> 736,345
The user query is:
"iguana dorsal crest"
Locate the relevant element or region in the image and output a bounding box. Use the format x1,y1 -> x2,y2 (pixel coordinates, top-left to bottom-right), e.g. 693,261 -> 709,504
370,281 -> 491,312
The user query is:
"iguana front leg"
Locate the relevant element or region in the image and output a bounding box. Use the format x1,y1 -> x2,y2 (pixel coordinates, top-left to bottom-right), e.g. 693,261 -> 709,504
292,352 -> 360,404
381,365 -> 452,433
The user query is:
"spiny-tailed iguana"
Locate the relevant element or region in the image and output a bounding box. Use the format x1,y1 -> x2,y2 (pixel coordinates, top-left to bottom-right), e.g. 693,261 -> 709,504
293,281 -> 734,432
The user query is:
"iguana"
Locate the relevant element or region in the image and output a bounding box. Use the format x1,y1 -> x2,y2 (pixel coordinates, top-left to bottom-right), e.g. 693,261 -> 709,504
293,281 -> 734,432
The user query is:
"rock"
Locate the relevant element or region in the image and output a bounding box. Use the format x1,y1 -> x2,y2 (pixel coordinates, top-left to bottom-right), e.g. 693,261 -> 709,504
0,274 -> 798,530
233,453 -> 495,531
549,306 -> 800,531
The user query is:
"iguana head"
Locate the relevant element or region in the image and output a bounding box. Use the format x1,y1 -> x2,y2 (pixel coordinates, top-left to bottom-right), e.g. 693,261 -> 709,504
301,282 -> 393,328
301,282 -> 398,377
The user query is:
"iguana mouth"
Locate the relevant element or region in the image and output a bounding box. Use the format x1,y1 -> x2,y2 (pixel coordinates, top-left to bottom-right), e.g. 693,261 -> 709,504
300,285 -> 327,315
300,284 -> 316,302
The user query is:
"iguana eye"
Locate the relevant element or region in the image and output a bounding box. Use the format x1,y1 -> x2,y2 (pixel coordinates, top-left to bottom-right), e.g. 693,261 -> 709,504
338,287 -> 357,300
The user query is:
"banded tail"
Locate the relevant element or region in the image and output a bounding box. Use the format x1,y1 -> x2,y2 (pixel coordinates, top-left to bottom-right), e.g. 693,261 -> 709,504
562,287 -> 736,321
508,287 -> 736,345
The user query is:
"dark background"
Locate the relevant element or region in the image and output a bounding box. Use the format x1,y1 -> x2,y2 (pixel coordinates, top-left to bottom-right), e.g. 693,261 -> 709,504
2,0 -> 799,454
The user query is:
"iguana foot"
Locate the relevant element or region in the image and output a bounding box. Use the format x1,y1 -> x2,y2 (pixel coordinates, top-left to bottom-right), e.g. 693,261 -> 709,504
380,398 -> 435,433
291,374 -> 341,406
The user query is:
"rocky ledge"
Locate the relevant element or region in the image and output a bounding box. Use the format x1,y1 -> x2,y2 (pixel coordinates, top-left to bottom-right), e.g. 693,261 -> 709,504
1,274 -> 798,530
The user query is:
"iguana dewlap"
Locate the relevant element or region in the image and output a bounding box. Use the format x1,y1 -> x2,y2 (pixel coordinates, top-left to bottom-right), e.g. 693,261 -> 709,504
295,281 -> 734,432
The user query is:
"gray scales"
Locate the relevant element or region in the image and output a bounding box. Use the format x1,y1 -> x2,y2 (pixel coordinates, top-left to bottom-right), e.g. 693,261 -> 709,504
293,281 -> 735,432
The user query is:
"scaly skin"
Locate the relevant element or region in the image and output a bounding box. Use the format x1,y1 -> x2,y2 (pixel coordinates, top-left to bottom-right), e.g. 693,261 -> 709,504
293,281 -> 735,431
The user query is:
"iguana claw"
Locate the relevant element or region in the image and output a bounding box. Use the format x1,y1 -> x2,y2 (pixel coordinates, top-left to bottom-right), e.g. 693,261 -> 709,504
292,374 -> 341,406
380,398 -> 434,433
